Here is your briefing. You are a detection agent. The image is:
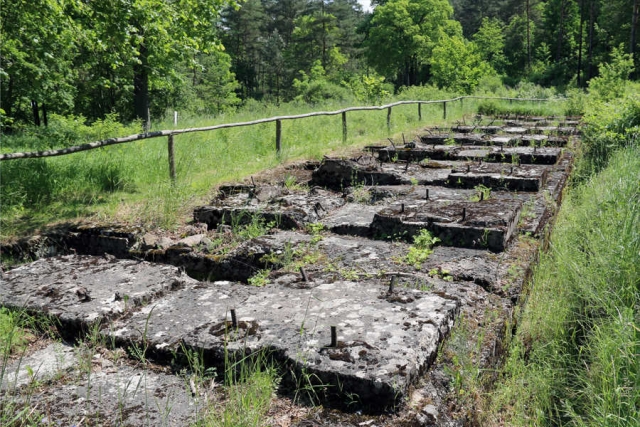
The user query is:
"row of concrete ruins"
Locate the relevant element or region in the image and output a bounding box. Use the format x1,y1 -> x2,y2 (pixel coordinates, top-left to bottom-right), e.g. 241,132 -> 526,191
1,115 -> 579,426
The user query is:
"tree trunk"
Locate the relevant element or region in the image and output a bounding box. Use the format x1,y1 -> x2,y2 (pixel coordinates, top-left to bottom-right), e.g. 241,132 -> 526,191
42,103 -> 48,127
526,0 -> 531,72
31,100 -> 40,126
587,0 -> 595,80
556,0 -> 566,62
321,0 -> 327,69
632,0 -> 639,77
577,0 -> 584,86
134,44 -> 150,129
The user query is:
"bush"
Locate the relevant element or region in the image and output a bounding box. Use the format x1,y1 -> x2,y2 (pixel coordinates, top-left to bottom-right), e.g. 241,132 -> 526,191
576,88 -> 640,182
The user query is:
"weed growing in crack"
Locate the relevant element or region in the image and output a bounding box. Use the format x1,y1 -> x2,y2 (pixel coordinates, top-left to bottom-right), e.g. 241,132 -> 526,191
404,229 -> 440,269
248,269 -> 270,287
470,184 -> 491,202
428,267 -> 453,282
283,174 -> 308,192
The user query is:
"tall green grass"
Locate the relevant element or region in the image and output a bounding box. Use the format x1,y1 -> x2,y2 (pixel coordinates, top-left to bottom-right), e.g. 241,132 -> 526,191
487,89 -> 640,426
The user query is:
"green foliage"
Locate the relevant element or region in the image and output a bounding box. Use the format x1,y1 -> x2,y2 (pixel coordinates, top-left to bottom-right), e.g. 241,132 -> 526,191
248,269 -> 270,287
292,61 -> 352,104
0,308 -> 29,357
0,0 -> 79,122
176,51 -> 241,117
194,349 -> 276,427
405,229 -> 440,269
575,86 -> 640,182
491,147 -> 640,426
588,45 -> 635,102
342,74 -> 392,104
470,185 -> 491,202
472,17 -> 508,74
430,35 -> 494,94
365,0 -> 458,86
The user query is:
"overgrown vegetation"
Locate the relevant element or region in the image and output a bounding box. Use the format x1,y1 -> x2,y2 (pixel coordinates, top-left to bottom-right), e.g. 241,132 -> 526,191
196,351 -> 278,427
482,82 -> 640,425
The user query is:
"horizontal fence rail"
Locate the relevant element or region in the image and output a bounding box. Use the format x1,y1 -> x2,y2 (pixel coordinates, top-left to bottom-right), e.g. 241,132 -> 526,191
0,96 -> 558,179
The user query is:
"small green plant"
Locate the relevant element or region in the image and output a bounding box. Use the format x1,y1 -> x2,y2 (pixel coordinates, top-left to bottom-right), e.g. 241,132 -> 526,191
444,137 -> 457,146
428,267 -> 453,282
306,222 -> 325,243
340,268 -> 360,281
404,229 -> 440,269
229,212 -> 276,242
470,184 -> 491,202
283,174 -> 308,191
248,269 -> 270,287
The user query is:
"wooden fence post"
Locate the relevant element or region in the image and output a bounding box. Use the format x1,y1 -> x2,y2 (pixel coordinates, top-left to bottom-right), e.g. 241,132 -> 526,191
275,120 -> 282,155
459,98 -> 463,109
342,112 -> 347,143
443,101 -> 447,120
168,134 -> 176,183
418,103 -> 422,121
387,107 -> 392,133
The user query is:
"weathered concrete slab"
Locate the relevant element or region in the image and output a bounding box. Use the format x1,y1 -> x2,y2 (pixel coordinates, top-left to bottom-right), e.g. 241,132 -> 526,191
419,133 -> 486,146
371,198 -> 521,252
321,203 -> 380,236
311,157 -> 451,189
503,126 -> 528,134
132,231 -> 310,283
18,364 -> 199,426
1,255 -> 194,334
374,144 -> 560,165
194,187 -> 345,230
1,342 -> 77,390
476,125 -> 502,134
447,163 -> 549,191
202,229 -> 502,291
101,274 -> 459,411
66,224 -> 142,257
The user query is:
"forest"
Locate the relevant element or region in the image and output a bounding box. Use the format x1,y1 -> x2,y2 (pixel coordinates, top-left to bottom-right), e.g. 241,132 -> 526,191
2,0 -> 639,127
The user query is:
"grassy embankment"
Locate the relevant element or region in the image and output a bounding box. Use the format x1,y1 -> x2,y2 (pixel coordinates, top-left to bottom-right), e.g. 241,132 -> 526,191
484,87 -> 639,426
0,86 -> 564,240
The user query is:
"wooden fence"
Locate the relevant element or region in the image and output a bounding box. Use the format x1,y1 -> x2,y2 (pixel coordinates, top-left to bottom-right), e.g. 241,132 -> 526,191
0,96 -> 555,181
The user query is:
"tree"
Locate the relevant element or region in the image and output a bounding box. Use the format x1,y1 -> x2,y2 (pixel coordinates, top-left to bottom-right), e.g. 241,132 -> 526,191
539,0 -> 581,84
191,51 -> 241,114
365,0 -> 459,86
221,0 -> 269,98
78,0 -> 236,124
473,17 -> 508,73
430,35 -> 494,93
1,0 -> 79,126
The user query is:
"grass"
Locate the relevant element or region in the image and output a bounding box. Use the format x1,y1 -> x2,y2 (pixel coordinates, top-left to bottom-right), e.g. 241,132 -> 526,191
0,92 -> 558,240
481,85 -> 640,426
486,146 -> 640,426
0,308 -> 46,426
195,351 -> 277,427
